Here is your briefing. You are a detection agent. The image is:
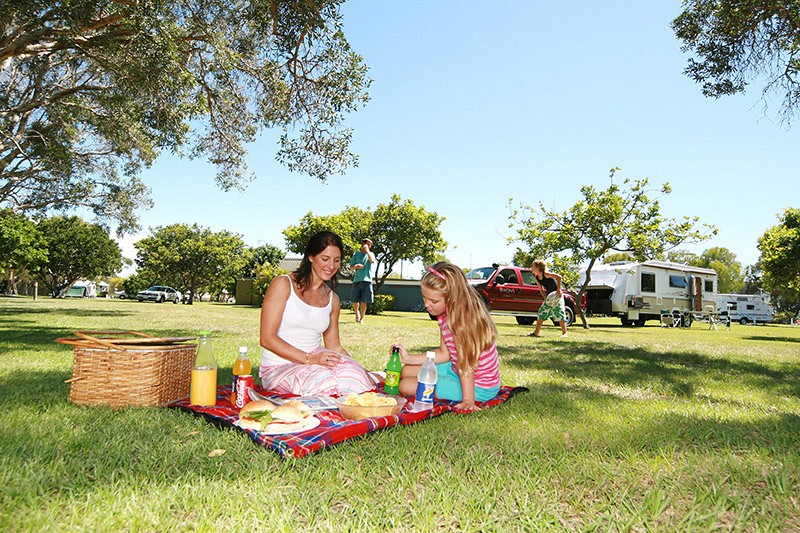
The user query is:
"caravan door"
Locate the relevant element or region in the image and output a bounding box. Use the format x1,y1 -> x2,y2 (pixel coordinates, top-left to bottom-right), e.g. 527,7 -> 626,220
692,277 -> 703,312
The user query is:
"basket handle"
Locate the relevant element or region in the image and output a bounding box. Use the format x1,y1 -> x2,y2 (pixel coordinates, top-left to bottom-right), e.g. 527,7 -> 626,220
71,330 -> 155,351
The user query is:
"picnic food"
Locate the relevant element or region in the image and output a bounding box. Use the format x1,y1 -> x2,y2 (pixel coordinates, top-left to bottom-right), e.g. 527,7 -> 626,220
342,391 -> 396,407
336,392 -> 406,420
238,399 -> 312,432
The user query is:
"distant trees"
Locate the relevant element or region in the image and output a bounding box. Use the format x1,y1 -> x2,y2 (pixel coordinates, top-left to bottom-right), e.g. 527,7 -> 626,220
0,210 -> 46,294
509,168 -> 716,328
673,0 -> 800,122
34,216 -> 122,297
667,247 -> 745,294
283,194 -> 447,291
134,224 -> 247,304
758,208 -> 800,313
1,0 -> 370,233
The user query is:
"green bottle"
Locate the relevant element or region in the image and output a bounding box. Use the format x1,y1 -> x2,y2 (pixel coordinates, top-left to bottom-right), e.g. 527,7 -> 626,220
384,346 -> 402,395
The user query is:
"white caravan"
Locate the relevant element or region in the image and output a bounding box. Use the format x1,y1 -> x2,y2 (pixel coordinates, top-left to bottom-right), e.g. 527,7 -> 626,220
716,293 -> 774,324
579,260 -> 718,326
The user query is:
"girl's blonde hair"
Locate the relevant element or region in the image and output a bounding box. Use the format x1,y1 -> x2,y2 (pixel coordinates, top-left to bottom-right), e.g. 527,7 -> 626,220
422,262 -> 497,374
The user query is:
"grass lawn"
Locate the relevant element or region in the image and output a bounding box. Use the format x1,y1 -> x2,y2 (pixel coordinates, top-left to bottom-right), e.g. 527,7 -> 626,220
1,296 -> 799,532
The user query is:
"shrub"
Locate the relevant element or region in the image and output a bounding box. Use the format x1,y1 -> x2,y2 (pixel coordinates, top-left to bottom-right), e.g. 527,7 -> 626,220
252,263 -> 288,305
367,294 -> 395,315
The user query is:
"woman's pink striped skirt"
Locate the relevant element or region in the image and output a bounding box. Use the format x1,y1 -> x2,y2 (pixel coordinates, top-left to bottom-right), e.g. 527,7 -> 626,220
259,349 -> 375,396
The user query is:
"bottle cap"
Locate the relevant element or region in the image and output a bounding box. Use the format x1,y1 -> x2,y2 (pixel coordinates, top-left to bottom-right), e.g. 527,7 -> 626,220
426,351 -> 435,359
198,330 -> 212,336
238,346 -> 248,353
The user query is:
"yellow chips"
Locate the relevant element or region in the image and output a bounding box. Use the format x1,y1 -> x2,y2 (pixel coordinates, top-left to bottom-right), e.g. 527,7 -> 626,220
342,392 -> 396,407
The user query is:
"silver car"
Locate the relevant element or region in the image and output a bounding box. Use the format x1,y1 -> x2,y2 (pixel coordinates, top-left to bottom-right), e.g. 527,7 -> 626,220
136,286 -> 182,304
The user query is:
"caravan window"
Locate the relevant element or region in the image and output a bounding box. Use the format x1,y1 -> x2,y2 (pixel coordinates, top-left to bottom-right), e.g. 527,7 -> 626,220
747,304 -> 755,310
641,272 -> 656,293
705,279 -> 713,292
669,275 -> 687,288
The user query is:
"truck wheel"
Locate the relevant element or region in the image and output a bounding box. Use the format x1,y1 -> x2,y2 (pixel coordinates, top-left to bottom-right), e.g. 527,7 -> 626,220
516,317 -> 535,326
634,318 -> 647,327
620,317 -> 632,327
561,306 -> 575,327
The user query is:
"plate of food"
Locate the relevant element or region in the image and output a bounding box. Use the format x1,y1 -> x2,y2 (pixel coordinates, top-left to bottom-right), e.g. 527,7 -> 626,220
236,399 -> 320,434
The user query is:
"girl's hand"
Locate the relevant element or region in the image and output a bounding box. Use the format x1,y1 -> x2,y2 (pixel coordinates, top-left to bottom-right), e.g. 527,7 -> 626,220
392,344 -> 412,364
454,400 -> 481,412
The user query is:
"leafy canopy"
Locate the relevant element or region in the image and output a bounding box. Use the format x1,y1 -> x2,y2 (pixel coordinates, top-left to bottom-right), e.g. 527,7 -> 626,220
509,168 -> 717,327
34,215 -> 122,297
134,223 -> 247,303
0,209 -> 47,271
283,194 -> 447,290
673,0 -> 800,122
1,0 -> 371,233
758,207 -> 800,313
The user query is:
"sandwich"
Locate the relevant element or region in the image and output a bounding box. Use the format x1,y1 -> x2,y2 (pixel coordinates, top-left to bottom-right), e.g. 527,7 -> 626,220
238,399 -> 312,432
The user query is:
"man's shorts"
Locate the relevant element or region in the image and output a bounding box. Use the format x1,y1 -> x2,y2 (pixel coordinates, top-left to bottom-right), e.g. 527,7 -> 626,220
351,281 -> 374,303
537,296 -> 566,322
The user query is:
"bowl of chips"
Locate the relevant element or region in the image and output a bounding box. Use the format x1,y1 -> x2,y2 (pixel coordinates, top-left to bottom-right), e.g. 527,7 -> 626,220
335,392 -> 407,420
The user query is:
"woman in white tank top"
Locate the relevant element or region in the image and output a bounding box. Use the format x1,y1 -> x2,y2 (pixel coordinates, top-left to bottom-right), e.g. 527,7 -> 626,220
258,231 -> 374,396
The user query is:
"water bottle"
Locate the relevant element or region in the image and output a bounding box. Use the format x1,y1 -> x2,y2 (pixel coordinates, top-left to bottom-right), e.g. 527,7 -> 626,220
383,346 -> 402,395
414,351 -> 437,412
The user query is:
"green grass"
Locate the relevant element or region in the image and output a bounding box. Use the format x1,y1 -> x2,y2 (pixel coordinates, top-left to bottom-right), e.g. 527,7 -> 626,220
1,296 -> 799,532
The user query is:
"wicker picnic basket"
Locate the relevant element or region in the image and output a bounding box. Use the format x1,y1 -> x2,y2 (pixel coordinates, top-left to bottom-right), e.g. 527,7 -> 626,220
56,331 -> 197,408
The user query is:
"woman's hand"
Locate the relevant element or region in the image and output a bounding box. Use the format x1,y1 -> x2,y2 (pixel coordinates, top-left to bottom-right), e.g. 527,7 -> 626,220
454,400 -> 481,412
312,350 -> 341,369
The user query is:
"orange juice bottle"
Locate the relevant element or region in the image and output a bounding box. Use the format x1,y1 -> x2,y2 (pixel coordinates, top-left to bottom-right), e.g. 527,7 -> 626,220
190,330 -> 217,406
230,346 -> 251,405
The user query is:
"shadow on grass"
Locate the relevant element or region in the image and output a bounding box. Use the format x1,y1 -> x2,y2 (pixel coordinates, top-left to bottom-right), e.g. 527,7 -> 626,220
501,340 -> 800,400
0,320 -> 195,348
0,304 -> 138,318
744,335 -> 800,344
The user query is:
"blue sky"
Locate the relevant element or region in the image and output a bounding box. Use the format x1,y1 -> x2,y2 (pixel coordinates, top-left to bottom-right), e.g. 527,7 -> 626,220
118,1 -> 799,277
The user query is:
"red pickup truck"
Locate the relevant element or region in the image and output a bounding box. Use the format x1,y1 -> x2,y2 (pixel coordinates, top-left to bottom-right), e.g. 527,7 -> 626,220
466,264 -> 580,327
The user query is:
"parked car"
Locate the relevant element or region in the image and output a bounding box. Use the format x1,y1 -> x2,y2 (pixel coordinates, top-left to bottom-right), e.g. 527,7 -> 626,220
137,286 -> 182,304
115,290 -> 127,299
466,264 -> 581,327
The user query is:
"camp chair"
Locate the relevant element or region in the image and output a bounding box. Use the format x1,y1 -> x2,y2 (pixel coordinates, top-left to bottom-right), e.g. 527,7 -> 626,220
661,308 -> 682,328
660,309 -> 678,328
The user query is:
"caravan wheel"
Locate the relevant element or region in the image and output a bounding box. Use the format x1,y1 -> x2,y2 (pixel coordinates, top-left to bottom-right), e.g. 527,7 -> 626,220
739,317 -> 749,325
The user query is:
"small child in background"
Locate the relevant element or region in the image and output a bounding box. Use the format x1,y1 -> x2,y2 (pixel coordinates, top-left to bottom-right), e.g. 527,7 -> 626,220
394,262 -> 501,411
529,259 -> 568,338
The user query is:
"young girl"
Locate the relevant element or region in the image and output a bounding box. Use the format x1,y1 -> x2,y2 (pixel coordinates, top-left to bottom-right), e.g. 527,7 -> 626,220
394,262 -> 501,411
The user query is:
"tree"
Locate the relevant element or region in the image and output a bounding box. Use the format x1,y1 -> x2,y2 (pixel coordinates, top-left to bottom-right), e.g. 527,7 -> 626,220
672,0 -> 800,122
135,223 -> 247,304
668,247 -> 745,293
1,0 -> 371,233
0,209 -> 47,293
283,195 -> 447,291
758,207 -> 800,313
35,215 -> 122,297
509,168 -> 717,328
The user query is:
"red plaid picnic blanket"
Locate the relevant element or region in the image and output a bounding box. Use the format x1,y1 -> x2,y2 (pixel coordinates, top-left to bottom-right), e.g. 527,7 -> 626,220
169,385 -> 528,459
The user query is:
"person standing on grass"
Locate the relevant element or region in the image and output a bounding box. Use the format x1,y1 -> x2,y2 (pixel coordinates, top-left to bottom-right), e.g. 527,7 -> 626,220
394,262 -> 501,411
528,259 -> 568,338
348,237 -> 375,324
258,231 -> 374,396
